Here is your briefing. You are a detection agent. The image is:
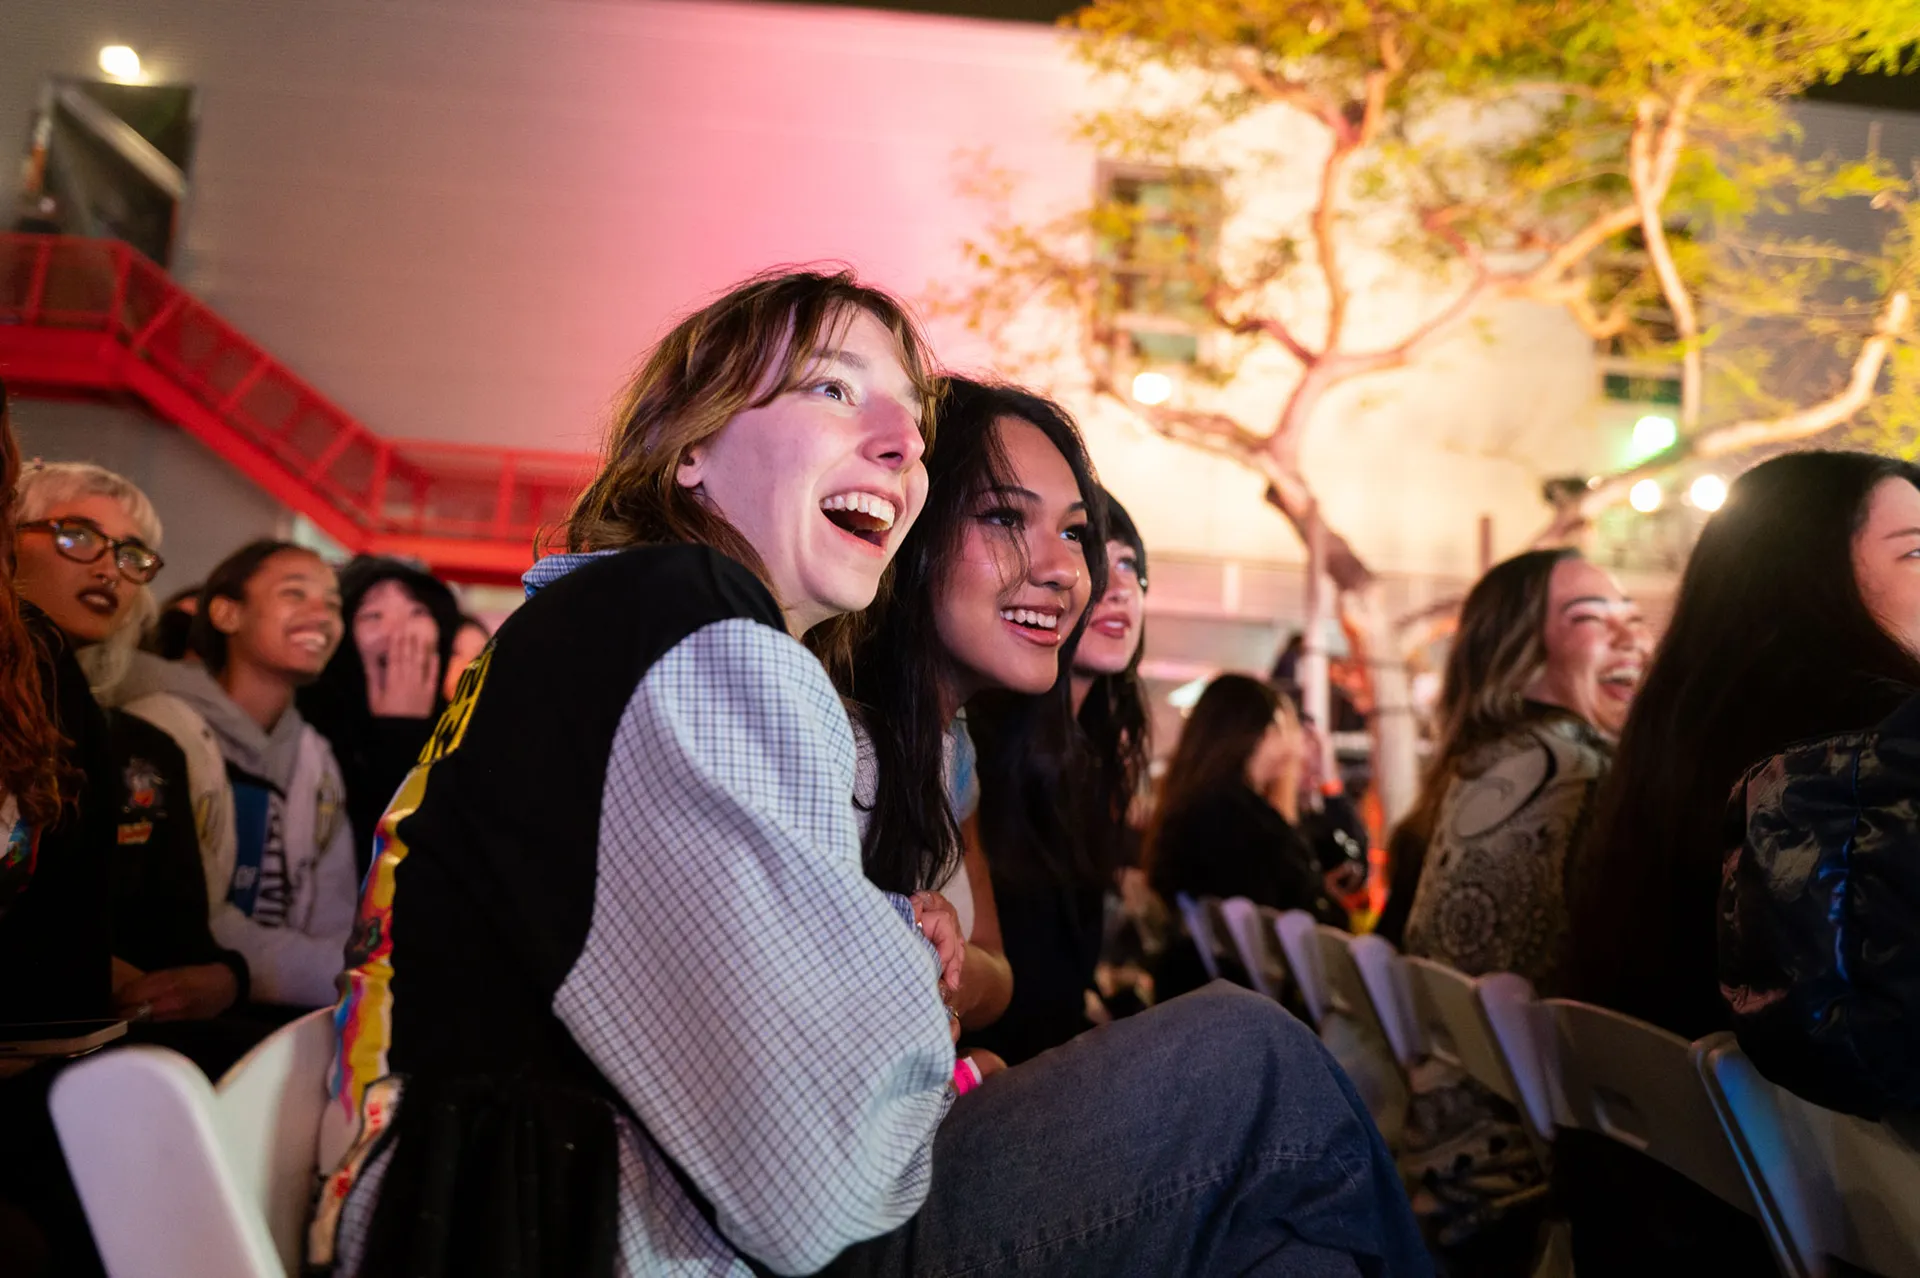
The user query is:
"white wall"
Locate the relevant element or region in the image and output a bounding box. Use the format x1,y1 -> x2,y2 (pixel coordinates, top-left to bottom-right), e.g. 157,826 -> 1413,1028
4,0 -> 1609,588
8,399 -> 288,591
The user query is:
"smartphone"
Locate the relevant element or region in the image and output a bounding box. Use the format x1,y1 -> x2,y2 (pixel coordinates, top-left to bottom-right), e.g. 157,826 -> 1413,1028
0,1019 -> 128,1057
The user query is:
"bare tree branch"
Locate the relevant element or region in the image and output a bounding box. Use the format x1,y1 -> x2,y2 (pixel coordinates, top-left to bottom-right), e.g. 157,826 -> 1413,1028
1578,288 -> 1913,512
1629,80 -> 1706,427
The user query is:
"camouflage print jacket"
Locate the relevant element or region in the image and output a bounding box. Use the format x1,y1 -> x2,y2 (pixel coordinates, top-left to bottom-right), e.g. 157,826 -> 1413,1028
1721,696 -> 1920,1120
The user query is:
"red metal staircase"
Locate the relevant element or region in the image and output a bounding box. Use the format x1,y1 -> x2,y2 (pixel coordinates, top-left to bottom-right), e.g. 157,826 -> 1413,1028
0,234 -> 595,584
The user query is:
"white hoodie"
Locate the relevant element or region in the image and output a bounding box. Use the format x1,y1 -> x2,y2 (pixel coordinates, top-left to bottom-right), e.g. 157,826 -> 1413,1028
110,652 -> 358,1007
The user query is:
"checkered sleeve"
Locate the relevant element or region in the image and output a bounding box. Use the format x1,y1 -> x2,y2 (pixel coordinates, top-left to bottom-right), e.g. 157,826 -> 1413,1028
552,619 -> 955,1275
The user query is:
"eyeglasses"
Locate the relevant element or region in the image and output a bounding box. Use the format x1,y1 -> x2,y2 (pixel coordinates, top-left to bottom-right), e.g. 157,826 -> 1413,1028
19,518 -> 165,584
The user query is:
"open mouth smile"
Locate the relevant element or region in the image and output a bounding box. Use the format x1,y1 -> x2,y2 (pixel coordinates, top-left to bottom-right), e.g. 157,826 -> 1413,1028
820,491 -> 899,550
1000,605 -> 1066,647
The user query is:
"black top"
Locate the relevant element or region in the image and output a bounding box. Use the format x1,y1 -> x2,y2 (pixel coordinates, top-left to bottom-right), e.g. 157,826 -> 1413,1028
336,716 -> 436,881
963,873 -> 1104,1067
1150,784 -> 1343,925
107,710 -> 249,997
0,607 -> 113,1023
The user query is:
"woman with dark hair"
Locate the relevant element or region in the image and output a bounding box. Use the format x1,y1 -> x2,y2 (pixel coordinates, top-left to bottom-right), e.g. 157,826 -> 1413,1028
1395,549 -> 1646,990
117,539 -> 357,1010
1070,488 -> 1151,862
1146,674 -> 1339,926
299,556 -> 462,878
1560,450 -> 1920,1272
312,277 -> 1425,1277
841,377 -> 1107,1048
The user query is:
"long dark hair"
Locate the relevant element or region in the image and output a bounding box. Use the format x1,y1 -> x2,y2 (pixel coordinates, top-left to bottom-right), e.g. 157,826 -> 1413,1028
1143,674 -> 1287,879
298,557 -> 462,742
1075,488 -> 1152,867
1568,451 -> 1920,1032
840,378 -> 1108,896
191,540 -> 314,673
1391,548 -> 1578,878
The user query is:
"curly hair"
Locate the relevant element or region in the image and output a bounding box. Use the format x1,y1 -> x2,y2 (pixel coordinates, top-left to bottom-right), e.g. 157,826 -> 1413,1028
0,380 -> 70,827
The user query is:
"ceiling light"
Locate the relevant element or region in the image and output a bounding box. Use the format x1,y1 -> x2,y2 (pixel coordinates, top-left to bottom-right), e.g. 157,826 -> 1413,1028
99,46 -> 141,80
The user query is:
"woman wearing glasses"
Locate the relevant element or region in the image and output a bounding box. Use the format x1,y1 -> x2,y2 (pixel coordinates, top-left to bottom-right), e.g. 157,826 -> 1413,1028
13,463 -> 251,1037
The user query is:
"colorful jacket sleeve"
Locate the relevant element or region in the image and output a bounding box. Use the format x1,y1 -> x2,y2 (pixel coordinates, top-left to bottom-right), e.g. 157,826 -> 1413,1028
552,619 -> 954,1275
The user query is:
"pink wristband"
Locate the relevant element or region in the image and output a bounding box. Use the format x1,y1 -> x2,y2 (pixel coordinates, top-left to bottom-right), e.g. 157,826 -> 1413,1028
953,1056 -> 983,1096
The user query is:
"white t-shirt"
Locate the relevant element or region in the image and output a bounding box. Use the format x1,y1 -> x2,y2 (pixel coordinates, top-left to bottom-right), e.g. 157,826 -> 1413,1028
851,717 -> 977,939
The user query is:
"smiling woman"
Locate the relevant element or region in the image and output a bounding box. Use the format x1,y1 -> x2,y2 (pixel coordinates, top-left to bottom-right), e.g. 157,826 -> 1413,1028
308,277 -> 1425,1278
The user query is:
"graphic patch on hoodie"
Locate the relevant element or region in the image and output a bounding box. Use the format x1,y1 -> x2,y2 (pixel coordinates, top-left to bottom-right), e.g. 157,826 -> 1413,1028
228,765 -> 291,925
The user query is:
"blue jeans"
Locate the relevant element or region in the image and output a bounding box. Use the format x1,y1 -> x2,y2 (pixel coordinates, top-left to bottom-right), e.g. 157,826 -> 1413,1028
825,983 -> 1431,1277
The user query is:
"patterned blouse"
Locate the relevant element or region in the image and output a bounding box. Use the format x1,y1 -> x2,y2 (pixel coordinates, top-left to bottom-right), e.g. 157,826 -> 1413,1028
1403,711 -> 1611,994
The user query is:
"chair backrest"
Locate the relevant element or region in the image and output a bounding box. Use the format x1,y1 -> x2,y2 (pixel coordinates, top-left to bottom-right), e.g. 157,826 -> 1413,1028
1534,998 -> 1758,1216
1272,910 -> 1326,1024
1401,958 -> 1553,1151
1217,897 -> 1288,1000
1175,893 -> 1223,983
1312,924 -> 1390,1044
1345,932 -> 1416,1069
49,1009 -> 335,1278
1698,1031 -> 1920,1278
216,1009 -> 338,1272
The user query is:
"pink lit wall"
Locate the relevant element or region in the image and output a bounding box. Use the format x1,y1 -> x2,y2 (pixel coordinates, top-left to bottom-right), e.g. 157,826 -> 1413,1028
4,0 -> 1078,456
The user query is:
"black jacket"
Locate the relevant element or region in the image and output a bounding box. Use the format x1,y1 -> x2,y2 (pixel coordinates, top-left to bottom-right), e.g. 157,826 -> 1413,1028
107,710 -> 248,997
0,607 -> 114,1023
1150,784 -> 1342,924
1721,692 -> 1920,1119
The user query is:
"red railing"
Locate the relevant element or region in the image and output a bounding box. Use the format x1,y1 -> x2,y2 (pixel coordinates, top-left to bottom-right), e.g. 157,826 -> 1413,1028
0,234 -> 597,583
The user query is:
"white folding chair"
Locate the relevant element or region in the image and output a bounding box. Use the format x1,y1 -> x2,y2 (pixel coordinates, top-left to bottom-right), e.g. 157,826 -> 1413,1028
1398,958 -> 1553,1154
1312,925 -> 1391,1045
50,1009 -> 337,1277
1698,1031 -> 1920,1278
1345,931 -> 1416,1069
1217,896 -> 1288,1000
1174,892 -> 1224,983
1272,910 -> 1326,1024
1528,999 -> 1759,1216
1310,924 -> 1408,1141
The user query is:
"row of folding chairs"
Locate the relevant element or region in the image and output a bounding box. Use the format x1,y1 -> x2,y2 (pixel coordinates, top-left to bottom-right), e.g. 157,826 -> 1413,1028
1176,893 -> 1920,1278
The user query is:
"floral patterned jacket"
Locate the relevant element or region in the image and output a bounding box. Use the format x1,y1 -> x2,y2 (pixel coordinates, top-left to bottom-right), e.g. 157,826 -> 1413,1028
1403,710 -> 1611,994
1721,696 -> 1920,1120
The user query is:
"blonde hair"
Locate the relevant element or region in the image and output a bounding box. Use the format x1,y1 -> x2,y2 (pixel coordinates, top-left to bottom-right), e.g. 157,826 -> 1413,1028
15,461 -> 164,698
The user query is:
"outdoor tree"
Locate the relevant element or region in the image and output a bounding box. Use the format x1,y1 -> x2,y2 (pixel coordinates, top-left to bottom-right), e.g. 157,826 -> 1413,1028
944,0 -> 1920,821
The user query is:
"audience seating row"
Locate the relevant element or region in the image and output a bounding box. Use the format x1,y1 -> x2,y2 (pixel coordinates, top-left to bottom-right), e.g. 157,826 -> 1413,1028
47,1009 -> 334,1278
1179,892 -> 1920,1278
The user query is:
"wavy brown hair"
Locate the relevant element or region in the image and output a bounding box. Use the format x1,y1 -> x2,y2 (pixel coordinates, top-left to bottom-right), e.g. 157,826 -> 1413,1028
562,267 -> 941,665
0,379 -> 69,827
1391,548 -> 1578,874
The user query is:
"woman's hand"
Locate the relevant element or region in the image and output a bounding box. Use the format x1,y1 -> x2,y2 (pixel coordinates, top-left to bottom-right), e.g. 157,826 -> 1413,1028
366,617 -> 442,718
910,890 -> 966,998
964,1049 -> 1006,1081
115,963 -> 240,1022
